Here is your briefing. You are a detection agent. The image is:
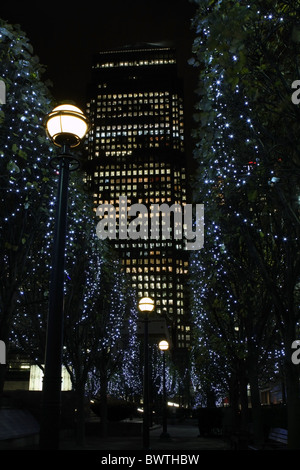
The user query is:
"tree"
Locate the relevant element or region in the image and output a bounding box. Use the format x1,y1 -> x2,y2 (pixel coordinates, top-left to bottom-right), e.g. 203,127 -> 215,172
190,230 -> 282,445
88,252 -> 139,438
0,19 -> 53,402
190,0 -> 300,448
63,221 -> 139,441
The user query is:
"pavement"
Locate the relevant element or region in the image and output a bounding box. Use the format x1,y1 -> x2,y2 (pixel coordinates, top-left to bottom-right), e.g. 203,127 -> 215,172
0,415 -> 231,452
59,422 -> 231,451
0,414 -> 291,463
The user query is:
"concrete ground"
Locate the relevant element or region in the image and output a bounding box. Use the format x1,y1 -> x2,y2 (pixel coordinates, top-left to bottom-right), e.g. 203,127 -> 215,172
60,422 -> 230,451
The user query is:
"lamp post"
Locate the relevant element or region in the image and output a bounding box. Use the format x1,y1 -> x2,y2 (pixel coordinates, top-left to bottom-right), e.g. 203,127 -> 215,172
158,340 -> 170,439
138,297 -> 154,450
39,104 -> 89,450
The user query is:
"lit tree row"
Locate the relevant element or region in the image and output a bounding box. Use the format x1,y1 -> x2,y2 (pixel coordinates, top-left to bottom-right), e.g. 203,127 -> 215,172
0,19 -> 143,425
190,0 -> 300,448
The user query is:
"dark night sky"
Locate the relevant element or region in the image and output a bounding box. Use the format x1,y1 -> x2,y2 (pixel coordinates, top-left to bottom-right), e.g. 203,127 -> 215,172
1,0 -> 197,108
1,0 -> 199,172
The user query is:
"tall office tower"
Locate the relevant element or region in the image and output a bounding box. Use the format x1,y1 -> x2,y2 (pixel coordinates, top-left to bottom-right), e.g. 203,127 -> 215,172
86,45 -> 190,351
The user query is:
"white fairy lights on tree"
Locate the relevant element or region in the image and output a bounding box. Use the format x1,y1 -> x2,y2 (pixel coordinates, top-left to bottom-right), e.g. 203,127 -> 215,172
189,0 -> 299,411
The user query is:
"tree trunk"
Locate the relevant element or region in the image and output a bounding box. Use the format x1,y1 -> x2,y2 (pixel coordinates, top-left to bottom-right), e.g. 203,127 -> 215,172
0,321 -> 11,408
239,371 -> 249,433
228,371 -> 240,433
100,374 -> 108,438
248,356 -> 264,448
75,382 -> 86,447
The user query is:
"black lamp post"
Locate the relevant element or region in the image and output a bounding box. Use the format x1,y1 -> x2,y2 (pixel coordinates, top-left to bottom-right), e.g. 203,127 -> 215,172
39,104 -> 89,450
138,296 -> 154,450
158,339 -> 170,439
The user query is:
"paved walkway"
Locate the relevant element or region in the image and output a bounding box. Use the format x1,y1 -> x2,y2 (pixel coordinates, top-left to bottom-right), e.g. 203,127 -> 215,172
60,423 -> 230,451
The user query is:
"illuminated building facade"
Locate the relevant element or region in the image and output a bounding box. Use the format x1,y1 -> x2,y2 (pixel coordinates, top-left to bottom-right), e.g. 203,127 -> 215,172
86,45 -> 190,350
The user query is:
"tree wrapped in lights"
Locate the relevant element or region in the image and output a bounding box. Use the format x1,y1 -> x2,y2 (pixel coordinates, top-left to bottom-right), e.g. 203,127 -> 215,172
190,0 -> 300,448
151,344 -> 179,414
89,255 -> 139,438
62,204 -> 140,441
0,19 -> 53,401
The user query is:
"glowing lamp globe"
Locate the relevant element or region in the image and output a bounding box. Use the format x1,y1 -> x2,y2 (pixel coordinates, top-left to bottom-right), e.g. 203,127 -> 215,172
159,340 -> 169,351
45,104 -> 89,148
138,297 -> 155,313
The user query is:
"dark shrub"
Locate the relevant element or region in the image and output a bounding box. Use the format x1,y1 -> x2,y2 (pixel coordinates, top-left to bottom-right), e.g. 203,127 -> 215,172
197,407 -> 223,436
90,397 -> 137,422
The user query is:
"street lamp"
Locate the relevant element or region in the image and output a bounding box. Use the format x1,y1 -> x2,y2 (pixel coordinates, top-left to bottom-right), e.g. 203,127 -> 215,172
138,297 -> 154,450
45,104 -> 89,148
158,340 -> 170,439
39,104 -> 89,450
